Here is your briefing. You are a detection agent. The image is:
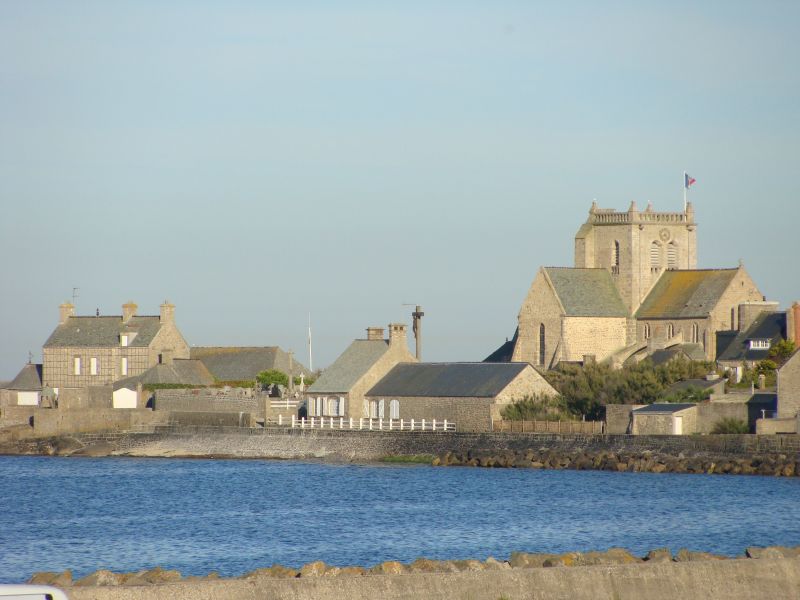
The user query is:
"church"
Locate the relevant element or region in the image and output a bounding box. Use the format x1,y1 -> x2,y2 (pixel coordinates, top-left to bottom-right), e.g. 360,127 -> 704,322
487,201 -> 769,368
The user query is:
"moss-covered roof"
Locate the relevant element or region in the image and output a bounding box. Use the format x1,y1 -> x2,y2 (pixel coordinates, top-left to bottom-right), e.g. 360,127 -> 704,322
636,269 -> 739,319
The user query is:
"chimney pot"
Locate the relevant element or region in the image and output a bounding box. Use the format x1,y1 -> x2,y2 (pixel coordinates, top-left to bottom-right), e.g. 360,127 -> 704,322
122,301 -> 138,323
160,301 -> 175,324
366,327 -> 385,341
388,323 -> 408,346
59,302 -> 75,325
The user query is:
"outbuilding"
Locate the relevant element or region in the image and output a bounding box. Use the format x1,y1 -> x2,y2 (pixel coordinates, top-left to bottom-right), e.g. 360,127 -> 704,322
631,403 -> 697,435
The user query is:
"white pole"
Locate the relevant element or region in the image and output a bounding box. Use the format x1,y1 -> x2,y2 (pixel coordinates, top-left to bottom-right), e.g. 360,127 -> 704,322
308,313 -> 313,373
683,171 -> 687,213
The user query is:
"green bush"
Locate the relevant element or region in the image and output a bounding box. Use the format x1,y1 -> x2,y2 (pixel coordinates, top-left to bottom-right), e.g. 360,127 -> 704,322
711,418 -> 750,434
501,394 -> 576,421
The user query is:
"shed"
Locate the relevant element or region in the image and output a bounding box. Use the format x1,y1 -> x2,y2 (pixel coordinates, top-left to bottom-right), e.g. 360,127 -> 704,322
631,403 -> 697,435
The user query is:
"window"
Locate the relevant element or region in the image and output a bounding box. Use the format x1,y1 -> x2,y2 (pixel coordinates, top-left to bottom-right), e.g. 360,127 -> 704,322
390,399 -> 400,420
338,396 -> 346,417
369,400 -> 378,419
613,241 -> 620,267
731,308 -> 735,330
691,323 -> 699,343
539,323 -> 546,366
121,357 -> 128,376
667,323 -> 674,338
90,357 -> 98,376
378,399 -> 385,419
667,242 -> 678,269
73,357 -> 81,375
749,339 -> 771,350
120,334 -> 128,347
644,323 -> 651,339
650,241 -> 662,269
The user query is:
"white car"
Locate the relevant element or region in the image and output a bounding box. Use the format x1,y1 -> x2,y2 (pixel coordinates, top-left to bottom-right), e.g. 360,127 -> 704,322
0,585 -> 69,600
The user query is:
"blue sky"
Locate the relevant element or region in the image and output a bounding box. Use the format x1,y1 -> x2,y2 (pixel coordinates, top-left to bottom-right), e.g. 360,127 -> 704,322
1,1 -> 799,378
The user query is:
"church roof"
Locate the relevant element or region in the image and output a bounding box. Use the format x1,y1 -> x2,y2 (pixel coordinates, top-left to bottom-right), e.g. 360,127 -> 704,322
636,269 -> 739,319
43,315 -> 162,348
544,268 -> 628,317
366,362 -> 530,398
7,363 -> 43,390
483,328 -> 518,362
190,346 -> 311,381
307,340 -> 391,394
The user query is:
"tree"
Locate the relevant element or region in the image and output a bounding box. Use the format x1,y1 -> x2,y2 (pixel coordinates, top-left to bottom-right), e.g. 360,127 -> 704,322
711,418 -> 750,434
769,340 -> 796,366
256,369 -> 289,388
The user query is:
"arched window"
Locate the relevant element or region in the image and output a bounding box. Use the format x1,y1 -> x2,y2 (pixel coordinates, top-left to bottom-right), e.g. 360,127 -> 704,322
691,323 -> 699,343
667,323 -> 674,338
378,399 -> 385,419
667,242 -> 678,269
369,400 -> 378,419
613,240 -> 620,267
539,323 -> 546,366
731,308 -> 736,330
650,241 -> 662,269
644,323 -> 651,339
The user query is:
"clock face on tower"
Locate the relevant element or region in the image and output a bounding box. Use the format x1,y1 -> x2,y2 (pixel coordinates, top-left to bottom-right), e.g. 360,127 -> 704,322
659,228 -> 671,242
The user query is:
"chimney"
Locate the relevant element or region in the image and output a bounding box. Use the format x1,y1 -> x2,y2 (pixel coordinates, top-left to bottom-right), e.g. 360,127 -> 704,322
758,373 -> 766,391
122,301 -> 138,323
388,323 -> 408,347
160,300 -> 175,324
59,302 -> 75,324
366,327 -> 385,341
788,301 -> 800,344
738,301 -> 779,332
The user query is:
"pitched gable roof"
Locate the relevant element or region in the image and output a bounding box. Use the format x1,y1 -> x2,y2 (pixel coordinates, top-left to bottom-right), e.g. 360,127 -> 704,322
636,269 -> 739,319
190,347 -> 311,381
483,328 -> 519,363
633,403 -> 696,414
43,316 -> 162,348
307,340 -> 390,394
649,344 -> 706,366
717,311 -> 786,362
366,362 -> 530,398
7,363 -> 43,390
113,359 -> 215,390
544,268 -> 628,317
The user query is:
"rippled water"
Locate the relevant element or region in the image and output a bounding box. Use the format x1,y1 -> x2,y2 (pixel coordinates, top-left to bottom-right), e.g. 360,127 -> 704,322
1,456 -> 799,582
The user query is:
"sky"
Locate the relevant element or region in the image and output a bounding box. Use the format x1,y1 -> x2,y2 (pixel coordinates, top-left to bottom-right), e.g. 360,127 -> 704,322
1,1 -> 799,379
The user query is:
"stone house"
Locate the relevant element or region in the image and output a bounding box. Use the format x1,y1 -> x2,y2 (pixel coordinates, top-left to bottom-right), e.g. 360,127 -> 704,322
494,201 -> 767,368
776,349 -> 800,420
1,363 -> 43,407
305,324 -> 416,419
631,403 -> 697,435
112,359 -> 216,409
42,301 -> 190,395
364,362 -> 557,432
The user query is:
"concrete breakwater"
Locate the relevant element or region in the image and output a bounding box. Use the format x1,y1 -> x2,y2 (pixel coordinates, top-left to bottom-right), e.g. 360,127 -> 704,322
432,446 -> 799,476
29,547 -> 800,600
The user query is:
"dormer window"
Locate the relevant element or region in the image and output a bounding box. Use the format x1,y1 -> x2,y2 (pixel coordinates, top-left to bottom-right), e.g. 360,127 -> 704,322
121,334 -> 128,347
749,339 -> 771,350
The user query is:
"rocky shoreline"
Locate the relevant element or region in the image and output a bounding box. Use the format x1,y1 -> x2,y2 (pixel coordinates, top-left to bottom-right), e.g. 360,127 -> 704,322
26,545 -> 800,588
432,447 -> 799,476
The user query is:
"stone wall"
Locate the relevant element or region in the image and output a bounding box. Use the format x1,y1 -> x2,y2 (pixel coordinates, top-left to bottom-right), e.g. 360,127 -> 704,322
561,316 -> 628,363
166,411 -> 255,428
512,269 -> 563,367
696,403 -> 749,433
58,386 -> 113,410
154,389 -> 265,415
756,417 -> 798,435
496,365 -> 558,402
777,350 -> 800,418
0,405 -> 36,426
605,404 -> 645,434
33,408 -> 162,436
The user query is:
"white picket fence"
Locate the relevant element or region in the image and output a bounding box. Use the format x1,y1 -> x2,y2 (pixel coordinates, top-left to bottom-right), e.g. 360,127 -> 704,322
269,398 -> 300,410
279,415 -> 456,432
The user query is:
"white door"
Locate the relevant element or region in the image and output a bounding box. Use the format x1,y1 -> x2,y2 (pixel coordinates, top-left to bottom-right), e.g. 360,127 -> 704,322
673,415 -> 683,435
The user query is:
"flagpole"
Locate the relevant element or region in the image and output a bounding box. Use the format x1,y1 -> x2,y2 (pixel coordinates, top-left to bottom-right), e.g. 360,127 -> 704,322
683,171 -> 687,213
307,313 -> 313,373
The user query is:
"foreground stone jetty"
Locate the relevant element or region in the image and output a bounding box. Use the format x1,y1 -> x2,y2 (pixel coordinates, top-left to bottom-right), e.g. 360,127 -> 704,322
28,546 -> 800,600
432,447 -> 799,476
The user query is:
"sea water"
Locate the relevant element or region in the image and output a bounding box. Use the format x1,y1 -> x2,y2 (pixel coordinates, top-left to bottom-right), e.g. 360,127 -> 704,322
1,455 -> 799,582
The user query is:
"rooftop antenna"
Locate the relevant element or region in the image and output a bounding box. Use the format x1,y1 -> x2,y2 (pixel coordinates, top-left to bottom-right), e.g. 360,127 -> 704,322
402,303 -> 424,360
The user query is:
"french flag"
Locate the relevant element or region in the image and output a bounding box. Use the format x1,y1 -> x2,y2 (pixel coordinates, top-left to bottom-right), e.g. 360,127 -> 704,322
685,173 -> 696,189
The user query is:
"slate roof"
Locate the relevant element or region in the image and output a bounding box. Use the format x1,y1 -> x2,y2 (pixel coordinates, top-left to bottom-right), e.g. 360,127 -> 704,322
632,403 -> 696,414
636,269 -> 739,319
113,359 -> 215,390
483,328 -> 518,363
649,344 -> 707,366
7,363 -> 43,390
190,347 -> 311,381
366,362 -> 530,398
717,311 -> 786,362
43,316 -> 162,348
544,268 -> 628,317
307,340 -> 390,394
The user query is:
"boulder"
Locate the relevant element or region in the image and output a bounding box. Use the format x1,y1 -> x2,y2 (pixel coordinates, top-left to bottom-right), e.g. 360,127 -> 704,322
509,552 -> 557,569
369,561 -> 406,575
484,557 -> 511,570
28,571 -> 72,587
644,548 -> 673,562
451,559 -> 485,572
336,566 -> 366,577
243,565 -> 299,579
543,552 -> 582,567
124,567 -> 182,585
74,569 -> 125,586
582,548 -> 640,565
746,546 -> 800,559
408,558 -> 444,573
675,549 -> 726,562
299,561 -> 329,577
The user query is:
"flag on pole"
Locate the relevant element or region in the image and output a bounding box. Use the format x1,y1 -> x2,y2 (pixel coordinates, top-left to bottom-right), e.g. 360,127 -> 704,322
684,173 -> 696,189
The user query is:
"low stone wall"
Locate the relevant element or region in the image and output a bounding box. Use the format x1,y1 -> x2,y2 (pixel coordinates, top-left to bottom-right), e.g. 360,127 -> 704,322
39,554 -> 800,600
165,411 -> 255,428
756,417 -> 798,435
0,405 -> 36,426
154,389 -> 265,415
58,386 -> 113,410
32,408 -> 163,436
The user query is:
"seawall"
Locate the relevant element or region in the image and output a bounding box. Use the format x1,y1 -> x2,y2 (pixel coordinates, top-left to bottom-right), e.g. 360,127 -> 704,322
63,556 -> 800,600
